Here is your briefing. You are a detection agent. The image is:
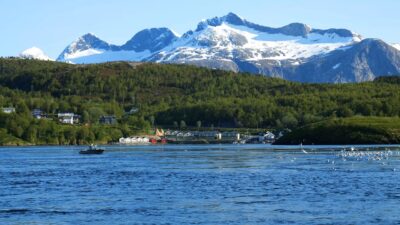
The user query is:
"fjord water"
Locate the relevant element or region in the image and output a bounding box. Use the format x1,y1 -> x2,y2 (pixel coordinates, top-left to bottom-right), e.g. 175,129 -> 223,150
1,145 -> 400,224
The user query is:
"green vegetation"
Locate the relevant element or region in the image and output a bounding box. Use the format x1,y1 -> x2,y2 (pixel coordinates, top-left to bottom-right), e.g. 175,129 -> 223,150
0,58 -> 399,145
0,112 -> 135,145
274,116 -> 400,145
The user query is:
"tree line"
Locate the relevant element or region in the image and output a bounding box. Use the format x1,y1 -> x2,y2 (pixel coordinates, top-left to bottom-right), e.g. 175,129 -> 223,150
0,58 -> 399,144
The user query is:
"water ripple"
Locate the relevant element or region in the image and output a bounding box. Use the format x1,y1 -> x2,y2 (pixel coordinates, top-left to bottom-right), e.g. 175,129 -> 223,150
0,145 -> 400,224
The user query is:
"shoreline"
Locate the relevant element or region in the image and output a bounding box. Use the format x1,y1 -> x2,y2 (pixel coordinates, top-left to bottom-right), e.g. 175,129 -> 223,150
1,143 -> 400,148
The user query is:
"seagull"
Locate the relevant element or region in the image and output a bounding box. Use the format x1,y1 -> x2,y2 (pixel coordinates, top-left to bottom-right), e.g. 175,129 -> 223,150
300,143 -> 308,154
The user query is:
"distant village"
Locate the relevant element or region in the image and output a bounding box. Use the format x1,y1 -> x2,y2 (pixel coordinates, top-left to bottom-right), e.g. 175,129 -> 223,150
1,106 -> 128,125
2,106 -> 284,144
164,130 -> 279,144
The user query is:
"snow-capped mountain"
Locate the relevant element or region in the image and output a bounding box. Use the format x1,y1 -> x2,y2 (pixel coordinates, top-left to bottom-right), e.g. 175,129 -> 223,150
150,13 -> 361,70
54,13 -> 400,83
57,33 -> 120,63
19,47 -> 53,61
290,39 -> 400,83
57,29 -> 178,64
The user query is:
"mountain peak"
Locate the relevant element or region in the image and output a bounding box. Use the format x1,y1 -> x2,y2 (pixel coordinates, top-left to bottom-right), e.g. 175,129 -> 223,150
19,47 -> 53,61
222,12 -> 245,25
280,23 -> 312,37
193,13 -> 361,40
76,33 -> 108,46
196,12 -> 245,31
122,27 -> 178,52
57,33 -> 116,61
81,32 -> 97,38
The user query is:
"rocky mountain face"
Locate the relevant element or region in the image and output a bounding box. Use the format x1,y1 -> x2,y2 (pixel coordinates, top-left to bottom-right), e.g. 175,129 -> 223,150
53,13 -> 400,83
121,28 -> 178,52
290,39 -> 400,83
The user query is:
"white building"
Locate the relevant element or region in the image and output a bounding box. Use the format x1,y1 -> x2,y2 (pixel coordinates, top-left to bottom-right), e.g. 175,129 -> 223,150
2,107 -> 15,114
58,113 -> 75,124
259,131 -> 276,142
119,137 -> 150,145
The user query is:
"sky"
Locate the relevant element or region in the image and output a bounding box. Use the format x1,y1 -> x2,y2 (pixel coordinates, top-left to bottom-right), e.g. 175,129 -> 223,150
1,0 -> 399,59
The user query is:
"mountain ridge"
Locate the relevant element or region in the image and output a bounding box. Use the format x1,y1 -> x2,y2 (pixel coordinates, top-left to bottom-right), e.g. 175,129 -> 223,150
23,12 -> 400,83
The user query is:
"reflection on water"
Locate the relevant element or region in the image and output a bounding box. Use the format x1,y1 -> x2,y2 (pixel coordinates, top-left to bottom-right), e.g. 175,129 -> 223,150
0,145 -> 400,224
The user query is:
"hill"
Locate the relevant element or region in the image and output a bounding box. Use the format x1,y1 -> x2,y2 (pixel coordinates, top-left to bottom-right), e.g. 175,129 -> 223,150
0,58 -> 399,145
274,117 -> 400,145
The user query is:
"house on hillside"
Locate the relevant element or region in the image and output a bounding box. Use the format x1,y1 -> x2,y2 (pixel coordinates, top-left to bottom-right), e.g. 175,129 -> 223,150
125,107 -> 139,115
58,113 -> 80,124
32,109 -> 44,119
2,107 -> 15,114
99,115 -> 117,125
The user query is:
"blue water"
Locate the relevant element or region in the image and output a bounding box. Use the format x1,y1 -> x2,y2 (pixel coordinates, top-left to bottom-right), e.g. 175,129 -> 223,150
1,145 -> 400,225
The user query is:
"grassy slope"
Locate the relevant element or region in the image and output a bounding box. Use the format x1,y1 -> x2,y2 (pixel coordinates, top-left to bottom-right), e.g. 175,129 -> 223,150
274,116 -> 400,145
0,128 -> 28,146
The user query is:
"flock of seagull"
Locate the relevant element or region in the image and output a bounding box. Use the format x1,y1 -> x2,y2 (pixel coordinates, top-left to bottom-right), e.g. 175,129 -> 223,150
337,148 -> 395,161
295,145 -> 400,171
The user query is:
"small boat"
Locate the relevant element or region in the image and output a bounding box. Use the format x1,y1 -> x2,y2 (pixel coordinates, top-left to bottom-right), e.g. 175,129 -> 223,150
79,145 -> 105,155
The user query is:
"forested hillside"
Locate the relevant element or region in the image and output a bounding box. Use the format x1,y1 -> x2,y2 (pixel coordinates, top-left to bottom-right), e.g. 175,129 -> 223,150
274,117 -> 400,145
0,58 -> 399,145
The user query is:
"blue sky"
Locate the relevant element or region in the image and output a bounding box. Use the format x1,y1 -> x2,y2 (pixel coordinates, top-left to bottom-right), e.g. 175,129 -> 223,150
1,0 -> 399,58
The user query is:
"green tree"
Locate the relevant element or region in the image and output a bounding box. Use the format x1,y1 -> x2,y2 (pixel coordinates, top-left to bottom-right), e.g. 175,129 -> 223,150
82,110 -> 90,124
24,126 -> 37,143
281,114 -> 298,129
88,107 -> 105,124
337,107 -> 354,118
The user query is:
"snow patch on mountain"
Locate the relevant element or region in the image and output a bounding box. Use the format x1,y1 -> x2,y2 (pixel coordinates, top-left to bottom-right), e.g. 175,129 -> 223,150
332,63 -> 341,70
170,30 -> 181,38
19,47 -> 53,61
155,22 -> 359,63
393,43 -> 400,51
65,49 -> 104,59
65,50 -> 151,64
